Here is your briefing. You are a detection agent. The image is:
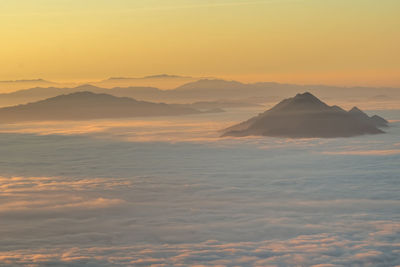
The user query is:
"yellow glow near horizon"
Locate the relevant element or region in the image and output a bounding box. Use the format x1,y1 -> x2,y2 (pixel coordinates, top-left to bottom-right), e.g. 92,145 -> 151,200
0,0 -> 399,86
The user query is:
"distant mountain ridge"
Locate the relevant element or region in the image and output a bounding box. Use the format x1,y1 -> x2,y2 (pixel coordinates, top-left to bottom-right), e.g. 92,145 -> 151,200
0,91 -> 201,123
0,79 -> 52,83
107,74 -> 193,80
222,92 -> 388,138
0,78 -> 399,107
93,74 -> 202,90
0,79 -> 61,94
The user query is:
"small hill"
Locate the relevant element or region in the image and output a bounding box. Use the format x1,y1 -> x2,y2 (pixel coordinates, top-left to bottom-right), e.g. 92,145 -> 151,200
0,91 -> 200,123
222,92 -> 388,138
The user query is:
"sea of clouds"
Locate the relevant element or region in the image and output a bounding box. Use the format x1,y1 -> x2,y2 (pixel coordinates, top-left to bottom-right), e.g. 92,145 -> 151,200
0,109 -> 399,266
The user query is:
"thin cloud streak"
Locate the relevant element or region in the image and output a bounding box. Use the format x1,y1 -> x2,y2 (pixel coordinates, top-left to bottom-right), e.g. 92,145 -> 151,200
0,0 -> 303,17
127,0 -> 303,11
321,149 -> 400,156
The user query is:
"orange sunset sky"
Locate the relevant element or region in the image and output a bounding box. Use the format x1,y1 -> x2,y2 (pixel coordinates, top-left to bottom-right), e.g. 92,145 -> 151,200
0,0 -> 399,86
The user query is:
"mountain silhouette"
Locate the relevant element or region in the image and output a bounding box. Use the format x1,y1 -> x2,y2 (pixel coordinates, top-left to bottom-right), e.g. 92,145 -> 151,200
107,74 -> 193,80
94,74 -> 200,90
0,91 -> 200,123
176,79 -> 246,91
1,78 -> 400,107
222,92 -> 388,138
0,79 -> 59,94
0,79 -> 51,83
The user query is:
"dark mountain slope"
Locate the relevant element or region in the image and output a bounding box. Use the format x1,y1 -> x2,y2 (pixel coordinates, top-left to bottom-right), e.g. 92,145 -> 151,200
222,92 -> 388,138
0,91 -> 200,123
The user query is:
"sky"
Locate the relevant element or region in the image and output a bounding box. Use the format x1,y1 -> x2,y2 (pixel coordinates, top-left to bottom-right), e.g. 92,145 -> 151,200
0,0 -> 399,86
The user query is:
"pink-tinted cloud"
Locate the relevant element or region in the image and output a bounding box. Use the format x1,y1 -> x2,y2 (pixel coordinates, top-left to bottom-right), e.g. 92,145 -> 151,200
321,149 -> 400,156
0,232 -> 398,266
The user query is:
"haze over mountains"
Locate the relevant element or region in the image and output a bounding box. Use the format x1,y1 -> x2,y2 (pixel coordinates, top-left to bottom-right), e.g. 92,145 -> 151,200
0,77 -> 399,108
223,92 -> 388,138
1,89 -> 389,139
0,92 -> 201,123
92,74 -> 203,90
0,79 -> 58,92
0,74 -> 204,93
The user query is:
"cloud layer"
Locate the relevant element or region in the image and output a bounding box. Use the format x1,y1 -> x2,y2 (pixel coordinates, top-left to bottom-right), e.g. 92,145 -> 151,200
0,110 -> 399,266
1,226 -> 399,266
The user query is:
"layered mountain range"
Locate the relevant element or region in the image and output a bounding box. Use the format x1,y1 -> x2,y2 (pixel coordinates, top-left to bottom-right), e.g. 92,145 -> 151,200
0,78 -> 399,107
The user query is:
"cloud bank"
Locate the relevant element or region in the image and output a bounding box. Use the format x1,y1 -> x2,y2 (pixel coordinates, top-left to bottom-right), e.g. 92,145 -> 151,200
0,110 -> 399,266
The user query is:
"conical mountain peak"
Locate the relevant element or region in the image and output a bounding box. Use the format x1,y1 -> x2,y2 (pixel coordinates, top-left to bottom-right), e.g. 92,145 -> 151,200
348,106 -> 370,121
222,92 -> 388,138
292,92 -> 324,104
294,92 -> 315,98
271,92 -> 328,113
349,106 -> 364,113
